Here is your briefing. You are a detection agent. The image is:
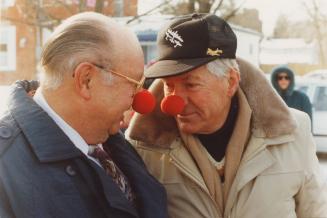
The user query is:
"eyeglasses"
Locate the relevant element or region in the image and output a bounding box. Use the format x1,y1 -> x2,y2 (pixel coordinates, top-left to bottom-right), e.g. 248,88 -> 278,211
277,75 -> 290,81
93,63 -> 145,91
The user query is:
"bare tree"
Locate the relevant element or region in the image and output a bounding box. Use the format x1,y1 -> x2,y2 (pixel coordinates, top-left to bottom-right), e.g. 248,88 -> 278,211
303,0 -> 327,66
222,0 -> 247,21
160,0 -> 219,15
273,14 -> 293,38
159,0 -> 247,22
127,0 -> 173,24
2,0 -> 108,30
228,8 -> 262,32
272,14 -> 317,41
1,0 -> 110,65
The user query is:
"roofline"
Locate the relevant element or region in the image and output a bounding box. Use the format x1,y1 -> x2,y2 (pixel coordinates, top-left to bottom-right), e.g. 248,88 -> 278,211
113,15 -> 262,37
229,23 -> 262,37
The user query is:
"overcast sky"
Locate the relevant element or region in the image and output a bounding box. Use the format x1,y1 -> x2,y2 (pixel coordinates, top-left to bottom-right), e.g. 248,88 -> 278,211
138,0 -> 327,36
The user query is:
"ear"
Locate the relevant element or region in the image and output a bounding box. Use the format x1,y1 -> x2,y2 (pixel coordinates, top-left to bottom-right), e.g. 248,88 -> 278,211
73,62 -> 96,100
226,68 -> 240,97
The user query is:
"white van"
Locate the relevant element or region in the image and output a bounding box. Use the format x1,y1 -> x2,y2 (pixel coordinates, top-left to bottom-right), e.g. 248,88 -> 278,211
296,78 -> 327,153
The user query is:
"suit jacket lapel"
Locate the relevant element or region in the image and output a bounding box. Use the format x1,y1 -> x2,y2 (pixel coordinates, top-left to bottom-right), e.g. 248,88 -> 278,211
105,133 -> 168,218
85,158 -> 138,217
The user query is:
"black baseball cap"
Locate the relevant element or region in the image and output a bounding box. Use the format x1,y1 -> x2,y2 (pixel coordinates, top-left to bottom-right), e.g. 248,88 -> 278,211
145,13 -> 237,78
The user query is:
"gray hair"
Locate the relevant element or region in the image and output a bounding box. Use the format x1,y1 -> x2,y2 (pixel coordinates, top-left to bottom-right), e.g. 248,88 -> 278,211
40,12 -> 119,90
206,59 -> 240,78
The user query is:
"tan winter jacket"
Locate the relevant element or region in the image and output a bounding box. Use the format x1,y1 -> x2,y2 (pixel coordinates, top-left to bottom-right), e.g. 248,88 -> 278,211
126,58 -> 327,218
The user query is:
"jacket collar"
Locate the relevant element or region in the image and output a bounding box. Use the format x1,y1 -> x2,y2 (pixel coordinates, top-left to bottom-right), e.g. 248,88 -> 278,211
7,81 -> 82,163
126,58 -> 297,147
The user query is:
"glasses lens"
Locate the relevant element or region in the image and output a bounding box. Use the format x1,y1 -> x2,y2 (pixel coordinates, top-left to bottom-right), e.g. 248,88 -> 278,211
278,75 -> 290,80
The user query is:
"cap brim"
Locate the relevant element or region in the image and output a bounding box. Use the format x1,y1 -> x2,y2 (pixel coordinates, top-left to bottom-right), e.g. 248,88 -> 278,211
145,56 -> 218,79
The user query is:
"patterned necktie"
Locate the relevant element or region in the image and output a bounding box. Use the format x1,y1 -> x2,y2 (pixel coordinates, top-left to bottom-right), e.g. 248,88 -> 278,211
88,145 -> 135,202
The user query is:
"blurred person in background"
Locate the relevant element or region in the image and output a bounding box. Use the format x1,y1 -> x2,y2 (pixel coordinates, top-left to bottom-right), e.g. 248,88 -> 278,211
20,80 -> 39,97
271,66 -> 312,120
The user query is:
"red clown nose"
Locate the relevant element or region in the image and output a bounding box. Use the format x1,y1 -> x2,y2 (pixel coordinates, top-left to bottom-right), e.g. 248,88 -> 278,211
132,90 -> 156,114
161,95 -> 185,116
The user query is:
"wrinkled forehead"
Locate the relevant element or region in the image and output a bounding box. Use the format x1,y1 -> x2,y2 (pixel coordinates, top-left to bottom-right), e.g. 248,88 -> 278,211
112,26 -> 143,58
113,44 -> 144,79
162,67 -> 209,83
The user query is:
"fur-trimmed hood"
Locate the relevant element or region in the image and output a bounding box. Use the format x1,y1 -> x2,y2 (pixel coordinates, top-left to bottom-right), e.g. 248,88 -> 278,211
126,58 -> 297,148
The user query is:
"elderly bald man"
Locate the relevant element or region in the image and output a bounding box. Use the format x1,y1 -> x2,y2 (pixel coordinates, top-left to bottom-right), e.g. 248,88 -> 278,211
0,12 -> 167,218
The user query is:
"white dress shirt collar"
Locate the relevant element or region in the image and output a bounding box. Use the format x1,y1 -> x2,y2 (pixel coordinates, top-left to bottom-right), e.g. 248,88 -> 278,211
33,89 -> 98,158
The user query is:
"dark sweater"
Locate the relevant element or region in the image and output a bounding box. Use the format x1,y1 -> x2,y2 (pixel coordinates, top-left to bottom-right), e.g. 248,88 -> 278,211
271,66 -> 312,120
197,95 -> 238,162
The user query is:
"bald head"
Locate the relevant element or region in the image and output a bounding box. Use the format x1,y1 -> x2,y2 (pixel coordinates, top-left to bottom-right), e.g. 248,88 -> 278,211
40,12 -> 143,90
37,12 -> 145,144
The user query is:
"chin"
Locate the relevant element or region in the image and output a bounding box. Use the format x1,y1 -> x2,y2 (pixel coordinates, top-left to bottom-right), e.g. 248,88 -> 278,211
98,133 -> 110,144
109,124 -> 121,135
178,122 -> 198,134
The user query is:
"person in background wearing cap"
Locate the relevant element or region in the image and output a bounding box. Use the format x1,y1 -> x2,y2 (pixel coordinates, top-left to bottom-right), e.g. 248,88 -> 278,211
126,13 -> 327,218
271,65 -> 312,121
0,12 -> 167,218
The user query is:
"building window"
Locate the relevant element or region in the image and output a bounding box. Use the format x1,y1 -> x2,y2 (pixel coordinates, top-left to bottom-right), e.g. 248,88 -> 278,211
0,26 -> 16,71
114,0 -> 124,17
0,0 -> 15,8
249,44 -> 253,55
141,44 -> 157,64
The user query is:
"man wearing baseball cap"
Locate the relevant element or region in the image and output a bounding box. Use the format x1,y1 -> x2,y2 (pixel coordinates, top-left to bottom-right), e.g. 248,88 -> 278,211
126,13 -> 327,218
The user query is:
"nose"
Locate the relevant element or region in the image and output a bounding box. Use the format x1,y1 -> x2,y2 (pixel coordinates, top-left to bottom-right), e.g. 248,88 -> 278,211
170,86 -> 188,105
161,95 -> 185,116
132,90 -> 156,114
161,86 -> 186,116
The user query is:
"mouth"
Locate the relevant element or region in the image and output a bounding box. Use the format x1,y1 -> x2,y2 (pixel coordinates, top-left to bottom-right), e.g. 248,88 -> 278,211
177,113 -> 197,120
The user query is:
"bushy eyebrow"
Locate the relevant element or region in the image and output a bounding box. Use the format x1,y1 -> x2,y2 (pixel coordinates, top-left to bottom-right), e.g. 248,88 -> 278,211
163,73 -> 204,83
183,74 -> 203,82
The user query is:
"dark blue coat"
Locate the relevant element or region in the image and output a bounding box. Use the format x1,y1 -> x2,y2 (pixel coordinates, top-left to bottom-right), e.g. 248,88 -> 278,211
271,66 -> 312,121
0,82 -> 167,218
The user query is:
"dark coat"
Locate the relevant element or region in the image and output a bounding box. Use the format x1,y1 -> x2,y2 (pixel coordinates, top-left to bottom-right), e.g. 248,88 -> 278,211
271,66 -> 312,120
0,81 -> 167,218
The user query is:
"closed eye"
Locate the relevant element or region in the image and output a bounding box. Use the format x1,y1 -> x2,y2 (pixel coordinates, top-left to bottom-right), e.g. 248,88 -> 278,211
186,83 -> 200,89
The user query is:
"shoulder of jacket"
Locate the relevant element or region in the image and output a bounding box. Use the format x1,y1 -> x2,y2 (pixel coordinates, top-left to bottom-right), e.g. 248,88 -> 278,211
0,112 -> 21,156
293,90 -> 309,99
289,108 -> 312,138
127,136 -> 179,154
290,108 -> 310,122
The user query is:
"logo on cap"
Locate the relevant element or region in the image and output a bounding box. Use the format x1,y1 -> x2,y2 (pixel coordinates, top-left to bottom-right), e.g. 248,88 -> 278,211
207,48 -> 223,56
165,28 -> 184,48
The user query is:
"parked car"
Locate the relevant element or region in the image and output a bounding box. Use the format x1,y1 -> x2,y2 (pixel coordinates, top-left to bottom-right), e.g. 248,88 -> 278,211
303,69 -> 327,80
296,78 -> 327,153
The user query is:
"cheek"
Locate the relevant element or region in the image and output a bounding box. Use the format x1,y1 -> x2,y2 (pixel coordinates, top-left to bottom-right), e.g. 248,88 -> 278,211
114,86 -> 134,105
279,80 -> 288,86
206,92 -> 228,117
188,93 -> 213,117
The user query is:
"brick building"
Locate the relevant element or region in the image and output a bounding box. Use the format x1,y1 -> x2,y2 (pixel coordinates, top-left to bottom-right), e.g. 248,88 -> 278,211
0,0 -> 138,85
